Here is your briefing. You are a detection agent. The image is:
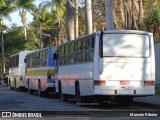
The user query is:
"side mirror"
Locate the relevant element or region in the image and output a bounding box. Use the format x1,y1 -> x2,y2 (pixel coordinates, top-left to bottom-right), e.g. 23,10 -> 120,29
53,53 -> 57,60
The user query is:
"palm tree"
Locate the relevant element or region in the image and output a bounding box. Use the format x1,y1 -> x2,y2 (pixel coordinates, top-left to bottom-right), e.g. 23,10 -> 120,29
0,0 -> 6,8
66,0 -> 74,41
13,0 -> 37,38
30,3 -> 48,49
0,0 -> 15,75
85,0 -> 93,33
105,0 -> 114,30
144,9 -> 160,36
42,0 -> 66,44
138,0 -> 144,30
0,0 -> 15,25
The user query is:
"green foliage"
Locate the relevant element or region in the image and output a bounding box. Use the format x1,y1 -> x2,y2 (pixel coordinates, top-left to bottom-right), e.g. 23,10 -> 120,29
144,9 -> 160,27
155,85 -> 160,95
0,0 -> 15,22
3,27 -> 39,71
144,9 -> 160,41
0,0 -> 6,8
4,29 -> 27,56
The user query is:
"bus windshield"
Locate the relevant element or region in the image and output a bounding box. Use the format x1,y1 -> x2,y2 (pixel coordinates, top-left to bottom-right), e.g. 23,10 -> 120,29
103,33 -> 150,57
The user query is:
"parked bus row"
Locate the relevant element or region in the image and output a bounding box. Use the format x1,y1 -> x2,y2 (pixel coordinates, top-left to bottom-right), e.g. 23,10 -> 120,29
8,30 -> 155,105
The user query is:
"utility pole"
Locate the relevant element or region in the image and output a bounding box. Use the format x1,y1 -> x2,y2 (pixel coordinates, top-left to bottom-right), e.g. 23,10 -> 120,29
105,0 -> 114,30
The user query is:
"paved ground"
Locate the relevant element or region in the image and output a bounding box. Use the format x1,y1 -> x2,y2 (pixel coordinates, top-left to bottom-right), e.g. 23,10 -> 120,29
0,87 -> 160,120
134,95 -> 160,106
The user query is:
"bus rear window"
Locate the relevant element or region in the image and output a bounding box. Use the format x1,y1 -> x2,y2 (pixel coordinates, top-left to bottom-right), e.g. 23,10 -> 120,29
103,33 -> 150,57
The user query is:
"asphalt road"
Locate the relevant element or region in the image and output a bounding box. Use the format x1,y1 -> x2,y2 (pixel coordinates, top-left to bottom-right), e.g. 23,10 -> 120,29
0,87 -> 160,120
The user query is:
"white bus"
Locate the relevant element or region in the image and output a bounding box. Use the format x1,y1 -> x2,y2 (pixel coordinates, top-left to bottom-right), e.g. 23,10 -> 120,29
8,50 -> 33,91
25,47 -> 57,97
54,30 -> 155,105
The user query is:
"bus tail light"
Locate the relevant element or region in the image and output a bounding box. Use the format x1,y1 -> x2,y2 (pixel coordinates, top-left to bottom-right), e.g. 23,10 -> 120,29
144,81 -> 155,86
94,81 -> 106,86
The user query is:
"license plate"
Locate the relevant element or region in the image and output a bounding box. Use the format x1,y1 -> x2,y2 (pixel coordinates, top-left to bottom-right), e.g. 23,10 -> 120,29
120,81 -> 130,85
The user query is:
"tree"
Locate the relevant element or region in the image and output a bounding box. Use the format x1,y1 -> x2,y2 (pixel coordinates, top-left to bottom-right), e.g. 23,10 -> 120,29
42,0 -> 66,44
138,0 -> 144,30
105,0 -> 114,30
144,9 -> 160,41
0,0 -> 15,74
85,0 -> 93,33
66,0 -> 74,41
75,0 -> 79,38
0,0 -> 15,23
4,27 -> 38,71
13,0 -> 37,38
31,3 -> 48,49
0,0 -> 6,8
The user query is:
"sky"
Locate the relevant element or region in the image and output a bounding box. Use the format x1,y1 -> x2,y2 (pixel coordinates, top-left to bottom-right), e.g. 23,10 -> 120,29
4,0 -> 43,27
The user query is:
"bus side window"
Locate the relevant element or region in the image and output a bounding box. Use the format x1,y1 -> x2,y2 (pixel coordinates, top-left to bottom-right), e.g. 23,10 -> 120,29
82,40 -> 86,62
68,44 -> 70,64
88,37 -> 94,61
60,46 -> 64,65
70,43 -> 75,64
86,39 -> 89,61
75,42 -> 78,63
66,45 -> 70,64
77,41 -> 82,63
44,50 -> 47,66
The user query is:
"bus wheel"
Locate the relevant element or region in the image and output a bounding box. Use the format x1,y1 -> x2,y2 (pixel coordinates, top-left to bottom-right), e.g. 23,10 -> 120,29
115,96 -> 133,106
28,80 -> 33,94
9,79 -> 13,90
38,81 -> 44,97
76,84 -> 86,104
61,93 -> 68,102
14,79 -> 17,91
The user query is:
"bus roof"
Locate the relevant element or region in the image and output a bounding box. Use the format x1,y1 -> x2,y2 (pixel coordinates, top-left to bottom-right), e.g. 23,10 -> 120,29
25,46 -> 56,56
103,30 -> 153,36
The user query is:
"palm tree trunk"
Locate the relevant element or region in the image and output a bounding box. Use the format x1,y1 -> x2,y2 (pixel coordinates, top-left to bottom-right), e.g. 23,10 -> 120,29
75,0 -> 78,38
105,0 -> 114,30
120,0 -> 125,23
113,0 -> 119,29
85,0 -> 92,34
138,0 -> 144,30
66,0 -> 74,41
124,0 -> 130,29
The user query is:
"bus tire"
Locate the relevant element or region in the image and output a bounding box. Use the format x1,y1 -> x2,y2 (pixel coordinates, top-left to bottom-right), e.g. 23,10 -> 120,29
115,96 -> 133,106
28,80 -> 33,94
57,81 -> 62,98
76,84 -> 86,104
9,79 -> 13,90
14,79 -> 17,91
10,86 -> 14,90
38,81 -> 44,97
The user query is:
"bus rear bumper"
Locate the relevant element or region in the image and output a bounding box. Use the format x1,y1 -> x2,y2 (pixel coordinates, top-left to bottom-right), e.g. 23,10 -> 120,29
93,86 -> 155,96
